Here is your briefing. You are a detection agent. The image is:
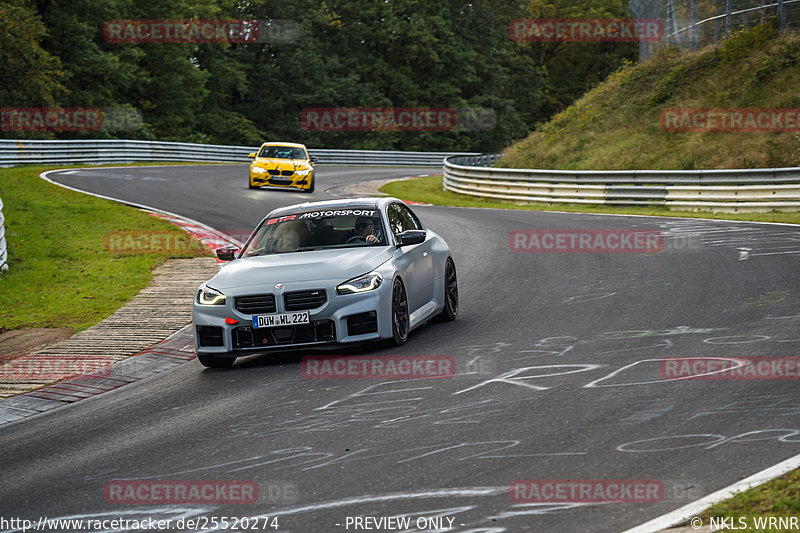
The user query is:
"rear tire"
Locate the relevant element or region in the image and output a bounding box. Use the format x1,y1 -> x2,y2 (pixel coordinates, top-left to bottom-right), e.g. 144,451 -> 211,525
390,279 -> 409,346
197,353 -> 235,368
436,258 -> 458,322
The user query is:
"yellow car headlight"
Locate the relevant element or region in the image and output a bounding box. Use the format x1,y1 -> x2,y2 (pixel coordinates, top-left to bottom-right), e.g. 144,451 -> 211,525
251,167 -> 268,174
295,169 -> 311,176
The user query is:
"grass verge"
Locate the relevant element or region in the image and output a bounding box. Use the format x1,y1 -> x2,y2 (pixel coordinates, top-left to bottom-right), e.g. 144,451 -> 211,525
380,175 -> 800,225
698,468 -> 800,532
499,26 -> 800,171
0,165 -> 211,332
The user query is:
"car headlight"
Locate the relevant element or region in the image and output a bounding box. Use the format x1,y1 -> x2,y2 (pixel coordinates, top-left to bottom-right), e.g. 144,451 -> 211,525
251,166 -> 268,174
294,169 -> 311,176
197,286 -> 226,305
337,272 -> 383,295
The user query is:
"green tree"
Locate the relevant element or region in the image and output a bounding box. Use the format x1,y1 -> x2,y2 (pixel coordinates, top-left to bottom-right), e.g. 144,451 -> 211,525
0,1 -> 64,138
3,0 -> 640,151
515,0 -> 639,119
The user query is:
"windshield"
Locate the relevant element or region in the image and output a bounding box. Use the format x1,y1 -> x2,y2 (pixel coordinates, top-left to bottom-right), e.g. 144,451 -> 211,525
257,146 -> 307,160
240,209 -> 386,256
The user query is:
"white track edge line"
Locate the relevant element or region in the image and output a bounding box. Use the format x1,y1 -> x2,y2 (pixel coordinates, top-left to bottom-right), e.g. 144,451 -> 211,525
40,169 -> 243,247
619,451 -> 800,533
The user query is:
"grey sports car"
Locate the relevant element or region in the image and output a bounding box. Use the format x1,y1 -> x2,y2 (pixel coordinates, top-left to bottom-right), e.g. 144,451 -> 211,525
192,197 -> 458,368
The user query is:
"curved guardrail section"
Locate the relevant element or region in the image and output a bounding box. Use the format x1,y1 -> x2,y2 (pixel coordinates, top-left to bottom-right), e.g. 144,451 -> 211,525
0,197 -> 7,273
443,155 -> 800,212
0,139 -> 476,168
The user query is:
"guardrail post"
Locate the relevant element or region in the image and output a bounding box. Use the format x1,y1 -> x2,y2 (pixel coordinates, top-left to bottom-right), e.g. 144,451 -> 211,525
778,0 -> 787,30
725,0 -> 732,36
0,197 -> 8,273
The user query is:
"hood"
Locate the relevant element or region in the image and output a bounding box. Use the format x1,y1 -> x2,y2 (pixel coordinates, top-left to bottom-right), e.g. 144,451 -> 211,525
207,247 -> 394,290
254,158 -> 308,169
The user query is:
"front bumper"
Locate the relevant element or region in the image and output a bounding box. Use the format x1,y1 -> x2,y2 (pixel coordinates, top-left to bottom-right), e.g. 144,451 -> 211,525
192,279 -> 393,357
250,170 -> 312,190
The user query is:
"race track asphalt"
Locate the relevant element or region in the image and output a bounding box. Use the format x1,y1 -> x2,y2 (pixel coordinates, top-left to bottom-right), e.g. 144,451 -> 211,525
1,164 -> 799,533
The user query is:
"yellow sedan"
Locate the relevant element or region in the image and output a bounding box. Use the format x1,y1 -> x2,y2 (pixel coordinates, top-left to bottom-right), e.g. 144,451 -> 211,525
248,142 -> 316,193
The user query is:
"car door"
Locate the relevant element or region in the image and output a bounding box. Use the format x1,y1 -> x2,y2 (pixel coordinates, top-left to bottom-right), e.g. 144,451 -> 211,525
387,203 -> 434,314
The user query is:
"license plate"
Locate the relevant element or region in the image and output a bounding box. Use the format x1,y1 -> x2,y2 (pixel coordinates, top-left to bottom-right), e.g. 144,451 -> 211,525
252,311 -> 310,328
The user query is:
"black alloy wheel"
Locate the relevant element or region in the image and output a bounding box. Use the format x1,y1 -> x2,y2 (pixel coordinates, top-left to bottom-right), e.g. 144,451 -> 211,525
437,258 -> 458,321
390,279 -> 409,346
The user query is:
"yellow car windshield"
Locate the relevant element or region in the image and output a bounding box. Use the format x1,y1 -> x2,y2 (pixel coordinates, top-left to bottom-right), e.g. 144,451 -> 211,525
258,147 -> 306,159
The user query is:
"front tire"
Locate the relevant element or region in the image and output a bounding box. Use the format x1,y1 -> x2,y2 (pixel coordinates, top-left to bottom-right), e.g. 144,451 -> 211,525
436,258 -> 458,322
303,176 -> 315,193
390,279 -> 409,346
198,353 -> 235,368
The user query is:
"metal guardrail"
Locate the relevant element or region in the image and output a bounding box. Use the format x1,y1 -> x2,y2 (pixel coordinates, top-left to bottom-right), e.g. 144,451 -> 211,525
670,0 -> 800,39
0,139 -> 475,168
444,155 -> 800,212
632,0 -> 800,60
0,197 -> 7,273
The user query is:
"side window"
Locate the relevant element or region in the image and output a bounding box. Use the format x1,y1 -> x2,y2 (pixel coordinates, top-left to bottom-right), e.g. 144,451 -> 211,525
398,204 -> 423,231
387,204 -> 404,236
387,203 -> 421,236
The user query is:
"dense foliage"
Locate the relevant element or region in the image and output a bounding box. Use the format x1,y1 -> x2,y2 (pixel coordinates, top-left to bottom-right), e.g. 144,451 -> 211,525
1,0 -> 638,151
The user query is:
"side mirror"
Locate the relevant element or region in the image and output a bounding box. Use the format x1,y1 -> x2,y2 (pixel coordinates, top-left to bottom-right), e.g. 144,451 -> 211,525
310,155 -> 319,165
395,229 -> 426,247
215,246 -> 239,261
248,152 -> 256,158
